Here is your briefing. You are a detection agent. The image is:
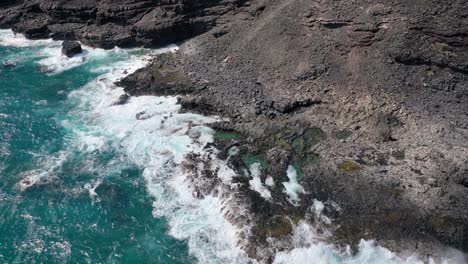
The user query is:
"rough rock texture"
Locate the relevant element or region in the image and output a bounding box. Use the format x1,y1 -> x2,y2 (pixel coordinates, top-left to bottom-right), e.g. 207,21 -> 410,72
0,0 -> 248,48
61,40 -> 81,57
119,0 -> 468,261
2,0 -> 468,263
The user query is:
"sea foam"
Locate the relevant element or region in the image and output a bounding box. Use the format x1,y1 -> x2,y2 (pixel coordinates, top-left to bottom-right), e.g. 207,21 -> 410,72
282,165 -> 305,205
61,47 -> 252,263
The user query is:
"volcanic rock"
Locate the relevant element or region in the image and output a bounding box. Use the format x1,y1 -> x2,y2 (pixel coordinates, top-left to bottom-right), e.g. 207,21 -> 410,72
61,40 -> 82,58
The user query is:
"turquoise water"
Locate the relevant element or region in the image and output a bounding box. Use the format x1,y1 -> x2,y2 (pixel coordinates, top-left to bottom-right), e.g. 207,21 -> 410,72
0,40 -> 195,263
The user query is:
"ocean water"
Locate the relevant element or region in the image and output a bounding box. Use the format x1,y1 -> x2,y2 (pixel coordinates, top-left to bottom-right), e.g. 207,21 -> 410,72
0,29 -> 465,264
0,29 -> 248,263
0,31 -> 194,263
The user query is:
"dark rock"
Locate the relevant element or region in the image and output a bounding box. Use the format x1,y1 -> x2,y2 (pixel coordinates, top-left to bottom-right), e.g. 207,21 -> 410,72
118,66 -> 194,96
111,94 -> 130,106
0,0 -> 247,49
272,98 -> 323,114
265,148 -> 291,183
61,40 -> 82,58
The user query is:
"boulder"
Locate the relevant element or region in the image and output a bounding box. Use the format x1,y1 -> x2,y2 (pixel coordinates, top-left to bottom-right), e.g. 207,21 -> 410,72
61,40 -> 82,58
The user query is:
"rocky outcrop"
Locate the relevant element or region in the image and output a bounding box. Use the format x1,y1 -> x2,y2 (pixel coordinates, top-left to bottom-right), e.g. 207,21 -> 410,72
61,40 -> 81,57
116,59 -> 198,96
0,0 -> 248,48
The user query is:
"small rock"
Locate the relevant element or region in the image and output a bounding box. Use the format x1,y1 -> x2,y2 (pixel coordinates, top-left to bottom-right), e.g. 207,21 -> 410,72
62,41 -> 82,58
2,60 -> 17,68
111,94 -> 130,106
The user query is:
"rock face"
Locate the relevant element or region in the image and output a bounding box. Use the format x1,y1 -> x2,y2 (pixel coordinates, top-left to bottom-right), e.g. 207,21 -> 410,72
2,0 -> 468,262
0,0 -> 247,48
61,40 -> 82,57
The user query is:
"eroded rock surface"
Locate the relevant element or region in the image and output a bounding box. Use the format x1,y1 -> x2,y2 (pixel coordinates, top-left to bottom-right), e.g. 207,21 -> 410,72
0,0 -> 248,48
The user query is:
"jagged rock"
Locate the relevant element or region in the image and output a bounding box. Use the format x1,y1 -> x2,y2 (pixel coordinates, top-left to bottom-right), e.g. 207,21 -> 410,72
117,62 -> 195,96
0,0 -> 246,49
264,148 -> 291,183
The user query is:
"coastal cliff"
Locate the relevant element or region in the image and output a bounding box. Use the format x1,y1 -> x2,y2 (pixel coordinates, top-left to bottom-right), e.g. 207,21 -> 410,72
1,0 -> 467,262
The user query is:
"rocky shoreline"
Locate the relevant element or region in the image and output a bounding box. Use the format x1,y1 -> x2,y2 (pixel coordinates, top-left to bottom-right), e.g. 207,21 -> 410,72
2,0 -> 468,262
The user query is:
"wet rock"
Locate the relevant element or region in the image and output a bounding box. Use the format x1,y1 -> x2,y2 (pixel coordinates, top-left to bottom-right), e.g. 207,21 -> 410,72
111,94 -> 130,106
272,98 -> 322,113
252,215 -> 294,238
62,40 -> 82,58
265,148 -> 291,183
117,61 -> 195,97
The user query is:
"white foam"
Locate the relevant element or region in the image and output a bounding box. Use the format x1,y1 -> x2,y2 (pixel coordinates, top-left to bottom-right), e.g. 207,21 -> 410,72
272,209 -> 467,264
0,29 -> 178,75
265,176 -> 275,187
249,163 -> 272,200
84,179 -> 102,202
311,200 -> 331,225
36,45 -> 147,75
282,165 -> 305,205
37,50 -> 87,74
228,146 -> 240,156
15,151 -> 69,191
58,48 -> 252,263
273,221 -> 426,264
0,29 -> 54,47
34,100 -> 48,106
215,158 -> 238,185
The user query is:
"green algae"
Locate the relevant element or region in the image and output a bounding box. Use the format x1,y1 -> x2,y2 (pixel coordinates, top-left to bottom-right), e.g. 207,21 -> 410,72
274,126 -> 326,153
428,217 -> 449,231
431,42 -> 456,57
383,188 -> 404,198
358,155 -> 371,164
431,42 -> 449,53
337,161 -> 361,173
241,153 -> 267,168
214,130 -> 242,140
292,136 -> 305,153
303,127 -> 327,147
335,129 -> 353,140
